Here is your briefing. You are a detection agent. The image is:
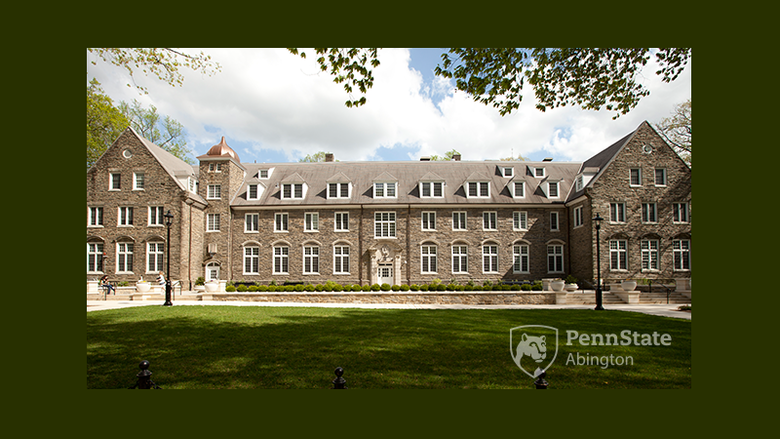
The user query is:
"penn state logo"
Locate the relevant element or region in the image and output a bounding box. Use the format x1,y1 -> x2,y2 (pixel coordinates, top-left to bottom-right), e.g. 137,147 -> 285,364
510,325 -> 559,379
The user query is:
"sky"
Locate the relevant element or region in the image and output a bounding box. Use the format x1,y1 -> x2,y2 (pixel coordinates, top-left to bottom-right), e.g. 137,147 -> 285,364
87,48 -> 691,165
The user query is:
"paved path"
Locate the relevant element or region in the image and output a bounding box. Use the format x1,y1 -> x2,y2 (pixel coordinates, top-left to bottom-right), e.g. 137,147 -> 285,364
87,300 -> 691,319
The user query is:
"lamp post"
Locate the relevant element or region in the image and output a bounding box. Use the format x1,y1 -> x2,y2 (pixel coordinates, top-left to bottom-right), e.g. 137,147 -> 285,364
593,213 -> 604,311
163,210 -> 174,307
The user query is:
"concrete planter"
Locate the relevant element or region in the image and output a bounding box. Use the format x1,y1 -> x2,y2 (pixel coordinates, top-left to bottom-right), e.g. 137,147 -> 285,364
136,281 -> 151,293
564,283 -> 578,292
550,280 -> 565,292
621,281 -> 637,292
204,281 -> 219,293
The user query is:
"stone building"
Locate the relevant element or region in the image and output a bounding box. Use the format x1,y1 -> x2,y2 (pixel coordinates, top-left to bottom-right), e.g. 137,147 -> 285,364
86,121 -> 691,289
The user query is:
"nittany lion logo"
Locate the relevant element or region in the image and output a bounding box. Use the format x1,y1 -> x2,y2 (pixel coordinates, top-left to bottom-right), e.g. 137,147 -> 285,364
510,325 -> 558,379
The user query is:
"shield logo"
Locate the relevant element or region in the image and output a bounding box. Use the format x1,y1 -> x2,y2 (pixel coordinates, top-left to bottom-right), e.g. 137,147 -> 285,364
510,325 -> 559,379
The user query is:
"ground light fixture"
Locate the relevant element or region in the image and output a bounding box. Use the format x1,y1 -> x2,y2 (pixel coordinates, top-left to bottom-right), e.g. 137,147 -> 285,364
163,210 -> 174,307
594,213 -> 604,311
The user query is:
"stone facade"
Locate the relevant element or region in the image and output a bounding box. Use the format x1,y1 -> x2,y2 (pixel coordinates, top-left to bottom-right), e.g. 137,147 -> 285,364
87,122 -> 691,292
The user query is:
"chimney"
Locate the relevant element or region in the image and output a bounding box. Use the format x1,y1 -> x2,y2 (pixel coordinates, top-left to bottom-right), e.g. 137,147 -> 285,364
420,156 -> 431,161
543,157 -> 553,162
453,154 -> 461,161
325,153 -> 334,162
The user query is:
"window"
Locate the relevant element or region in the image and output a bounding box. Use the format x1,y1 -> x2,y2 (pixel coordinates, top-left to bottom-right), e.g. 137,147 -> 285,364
275,213 -> 288,232
133,172 -> 145,190
421,245 -> 437,273
110,172 -> 121,190
655,168 -> 667,186
641,203 -> 657,223
610,240 -> 627,271
328,183 -> 350,199
281,183 -> 304,199
502,167 -> 514,177
421,212 -> 436,231
118,207 -> 134,226
247,184 -> 261,200
245,213 -> 259,232
116,242 -> 134,273
87,243 -> 104,272
304,213 -> 319,232
513,211 -> 528,231
512,181 -> 525,198
420,181 -> 443,198
467,181 -> 490,198
548,181 -> 559,198
630,168 -> 641,186
483,212 -> 497,230
273,246 -> 289,274
207,213 -> 220,231
574,206 -> 583,228
374,182 -> 397,198
673,240 -> 691,271
259,169 -> 269,179
673,203 -> 689,223
334,245 -> 350,274
513,244 -> 529,273
452,245 -> 468,273
452,212 -> 467,231
88,207 -> 103,227
375,212 -> 396,238
149,206 -> 164,226
482,245 -> 499,273
334,212 -> 349,231
550,211 -> 559,231
303,246 -> 320,274
610,203 -> 626,223
207,185 -> 221,200
244,246 -> 259,274
547,245 -> 564,273
208,163 -> 222,172
147,242 -> 164,273
534,167 -> 545,178
575,175 -> 583,191
641,240 -> 660,271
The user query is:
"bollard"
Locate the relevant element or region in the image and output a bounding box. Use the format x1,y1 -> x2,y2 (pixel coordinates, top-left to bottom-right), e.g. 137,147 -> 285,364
332,367 -> 347,389
129,360 -> 161,389
534,368 -> 548,389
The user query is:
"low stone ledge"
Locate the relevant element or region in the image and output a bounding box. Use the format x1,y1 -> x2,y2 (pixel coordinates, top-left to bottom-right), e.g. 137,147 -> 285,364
197,291 -> 556,305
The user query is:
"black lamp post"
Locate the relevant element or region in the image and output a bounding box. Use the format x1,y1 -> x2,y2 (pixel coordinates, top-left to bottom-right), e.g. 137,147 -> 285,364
593,213 -> 605,311
163,210 -> 174,307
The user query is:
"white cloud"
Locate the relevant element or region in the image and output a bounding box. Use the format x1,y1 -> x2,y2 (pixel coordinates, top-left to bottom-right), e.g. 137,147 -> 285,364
87,48 -> 691,163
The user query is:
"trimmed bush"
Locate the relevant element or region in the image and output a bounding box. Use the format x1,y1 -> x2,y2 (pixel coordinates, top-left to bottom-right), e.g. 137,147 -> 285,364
437,284 -> 447,291
381,283 -> 392,291
371,284 -> 381,292
511,284 -> 521,291
258,285 -> 268,292
464,285 -> 474,291
237,285 -> 248,292
225,285 -> 236,292
400,284 -> 410,291
304,284 -> 315,292
361,284 -> 371,292
446,283 -> 457,291
420,284 -> 429,291
391,284 -> 400,291
410,284 -> 420,291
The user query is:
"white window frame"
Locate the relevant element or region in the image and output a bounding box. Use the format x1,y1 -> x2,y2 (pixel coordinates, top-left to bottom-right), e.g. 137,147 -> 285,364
452,211 -> 467,231
133,172 -> 145,190
328,182 -> 351,199
207,213 -> 220,232
244,246 -> 260,274
421,211 -> 436,231
550,211 -> 559,231
482,211 -> 497,231
420,181 -> 444,198
208,163 -> 223,172
333,245 -> 350,274
116,242 -> 134,273
374,182 -> 397,198
146,242 -> 164,273
673,203 -> 689,224
642,203 -> 658,224
547,244 -> 564,273
573,206 -> 583,228
655,168 -> 667,186
502,167 -> 514,177
273,246 -> 289,274
630,168 -> 642,186
207,184 -> 221,200
534,167 -> 545,178
109,172 -> 121,191
452,245 -> 468,274
118,207 -> 134,227
148,206 -> 164,226
512,181 -> 525,198
304,212 -> 319,232
513,244 -> 529,274
374,211 -> 396,238
87,242 -> 104,273
247,184 -> 262,200
467,181 -> 490,198
673,239 -> 691,271
334,212 -> 349,232
275,213 -> 289,232
610,203 -> 626,223
281,183 -> 305,199
610,239 -> 628,271
641,239 -> 660,271
547,181 -> 559,198
421,245 -> 438,274
245,213 -> 259,233
88,207 -> 103,227
513,211 -> 528,231
303,245 -> 320,275
482,245 -> 499,273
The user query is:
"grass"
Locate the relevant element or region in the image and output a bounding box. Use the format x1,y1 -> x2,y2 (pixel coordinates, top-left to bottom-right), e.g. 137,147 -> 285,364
87,306 -> 691,389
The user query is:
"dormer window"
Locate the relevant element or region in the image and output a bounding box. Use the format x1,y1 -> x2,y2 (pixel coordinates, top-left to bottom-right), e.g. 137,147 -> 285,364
420,181 -> 443,198
467,181 -> 490,198
547,181 -> 559,198
575,175 -> 583,191
209,163 -> 223,173
328,182 -> 351,199
512,181 -> 525,198
281,183 -> 304,199
374,182 -> 397,198
247,183 -> 264,200
534,167 -> 545,178
502,167 -> 514,177
258,168 -> 274,179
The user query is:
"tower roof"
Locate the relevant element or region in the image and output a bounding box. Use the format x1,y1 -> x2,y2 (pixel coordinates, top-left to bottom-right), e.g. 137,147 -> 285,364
203,136 -> 240,162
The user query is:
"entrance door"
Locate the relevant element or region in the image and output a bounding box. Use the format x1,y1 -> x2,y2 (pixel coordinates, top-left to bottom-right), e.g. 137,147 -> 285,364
378,263 -> 394,285
206,262 -> 220,281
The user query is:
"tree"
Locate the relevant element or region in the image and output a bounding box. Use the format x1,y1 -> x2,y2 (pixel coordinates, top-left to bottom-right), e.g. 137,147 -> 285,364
299,151 -> 336,162
654,99 -> 691,166
87,79 -> 130,169
88,48 -> 221,95
429,149 -> 462,161
118,100 -> 195,164
289,48 -> 690,119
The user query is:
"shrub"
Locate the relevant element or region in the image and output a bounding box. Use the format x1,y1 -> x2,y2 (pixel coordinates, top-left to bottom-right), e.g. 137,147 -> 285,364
400,284 -> 410,291
446,283 -> 457,291
225,285 -> 236,292
381,283 -> 392,291
531,282 -> 543,291
258,285 -> 269,292
420,284 -> 429,291
295,284 -> 305,292
361,284 -> 371,292
410,284 -> 420,291
464,285 -> 474,291
511,284 -> 521,291
195,277 -> 205,286
304,284 -> 315,292
483,285 -> 492,291
437,284 -> 447,291
351,284 -> 361,292
391,284 -> 400,291
248,285 -> 260,292
332,284 -> 343,292
284,285 -> 295,292
237,284 -> 248,292
371,284 -> 381,292
520,284 -> 531,291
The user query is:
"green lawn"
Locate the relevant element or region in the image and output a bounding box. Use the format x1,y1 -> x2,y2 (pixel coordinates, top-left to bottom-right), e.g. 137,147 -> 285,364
87,306 -> 691,389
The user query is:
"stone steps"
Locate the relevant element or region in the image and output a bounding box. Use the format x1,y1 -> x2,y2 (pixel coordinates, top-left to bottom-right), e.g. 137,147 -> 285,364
564,292 -> 626,305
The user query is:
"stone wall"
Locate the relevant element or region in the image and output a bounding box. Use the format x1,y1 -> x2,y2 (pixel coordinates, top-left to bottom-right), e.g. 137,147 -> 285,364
202,291 -> 556,305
